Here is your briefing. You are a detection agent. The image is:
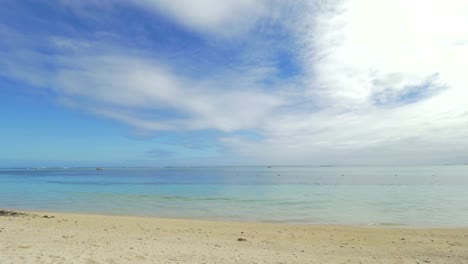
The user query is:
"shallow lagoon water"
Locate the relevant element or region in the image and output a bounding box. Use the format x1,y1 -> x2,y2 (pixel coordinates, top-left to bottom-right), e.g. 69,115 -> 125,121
1,166 -> 468,226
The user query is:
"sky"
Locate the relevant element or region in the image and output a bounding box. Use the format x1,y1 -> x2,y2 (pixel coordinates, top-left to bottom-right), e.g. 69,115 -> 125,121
1,0 -> 468,167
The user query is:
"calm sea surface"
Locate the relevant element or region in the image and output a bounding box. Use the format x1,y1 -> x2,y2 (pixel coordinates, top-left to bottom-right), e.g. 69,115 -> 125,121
1,166 -> 468,226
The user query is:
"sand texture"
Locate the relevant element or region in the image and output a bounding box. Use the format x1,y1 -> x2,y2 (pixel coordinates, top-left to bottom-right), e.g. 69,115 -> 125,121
1,210 -> 467,263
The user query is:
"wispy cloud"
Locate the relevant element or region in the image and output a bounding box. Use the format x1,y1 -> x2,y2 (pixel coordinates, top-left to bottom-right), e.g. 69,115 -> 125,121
3,47 -> 286,131
134,0 -> 268,36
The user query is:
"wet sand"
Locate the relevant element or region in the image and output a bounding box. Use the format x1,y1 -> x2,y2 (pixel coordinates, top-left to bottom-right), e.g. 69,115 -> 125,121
1,210 -> 467,263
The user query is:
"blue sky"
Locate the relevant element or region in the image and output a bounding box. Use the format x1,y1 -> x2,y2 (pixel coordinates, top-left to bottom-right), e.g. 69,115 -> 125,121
1,0 -> 468,166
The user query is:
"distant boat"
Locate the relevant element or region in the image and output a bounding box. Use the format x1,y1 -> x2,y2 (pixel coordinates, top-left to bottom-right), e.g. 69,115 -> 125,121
96,167 -> 103,170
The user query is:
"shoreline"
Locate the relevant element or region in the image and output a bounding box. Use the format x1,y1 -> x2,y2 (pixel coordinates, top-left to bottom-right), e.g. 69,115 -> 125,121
3,207 -> 467,229
1,210 -> 468,263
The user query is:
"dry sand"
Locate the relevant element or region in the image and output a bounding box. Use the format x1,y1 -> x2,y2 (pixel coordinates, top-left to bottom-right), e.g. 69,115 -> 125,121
1,210 -> 467,263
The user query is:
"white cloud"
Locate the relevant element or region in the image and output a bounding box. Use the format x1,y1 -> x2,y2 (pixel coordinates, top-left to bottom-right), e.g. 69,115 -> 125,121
135,0 -> 268,36
304,0 -> 468,107
221,0 -> 468,165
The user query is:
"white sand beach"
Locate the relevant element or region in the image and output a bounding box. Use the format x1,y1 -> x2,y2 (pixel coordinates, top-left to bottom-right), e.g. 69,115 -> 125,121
1,210 -> 467,263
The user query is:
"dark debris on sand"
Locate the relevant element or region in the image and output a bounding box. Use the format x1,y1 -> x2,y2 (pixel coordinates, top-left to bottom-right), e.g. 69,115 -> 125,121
0,210 -> 27,217
41,215 -> 55,219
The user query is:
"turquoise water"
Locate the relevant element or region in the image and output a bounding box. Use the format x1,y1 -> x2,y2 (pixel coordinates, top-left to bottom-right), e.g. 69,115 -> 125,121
1,166 -> 468,226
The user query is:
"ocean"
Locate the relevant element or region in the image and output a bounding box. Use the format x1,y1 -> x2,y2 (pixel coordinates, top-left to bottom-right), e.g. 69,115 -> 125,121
1,166 -> 468,227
